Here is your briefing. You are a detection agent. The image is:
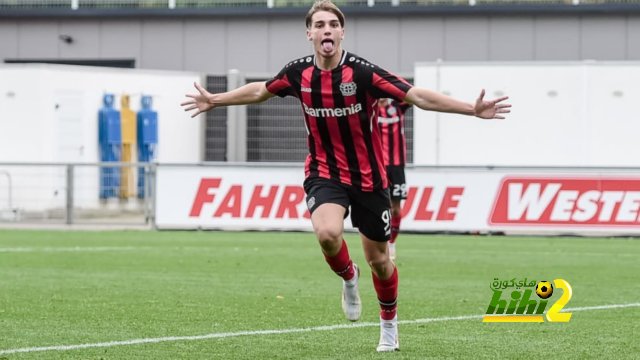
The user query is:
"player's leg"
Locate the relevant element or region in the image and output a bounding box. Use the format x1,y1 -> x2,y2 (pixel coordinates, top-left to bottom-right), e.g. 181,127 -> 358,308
304,178 -> 361,321
388,198 -> 401,260
351,189 -> 399,352
387,165 -> 406,260
361,230 -> 399,352
311,202 -> 346,256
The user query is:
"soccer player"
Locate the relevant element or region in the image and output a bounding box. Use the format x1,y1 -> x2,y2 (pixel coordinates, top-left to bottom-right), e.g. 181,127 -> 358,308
181,0 -> 510,352
377,98 -> 410,261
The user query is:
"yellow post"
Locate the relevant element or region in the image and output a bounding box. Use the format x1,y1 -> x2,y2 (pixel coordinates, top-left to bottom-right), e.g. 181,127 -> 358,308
120,94 -> 137,199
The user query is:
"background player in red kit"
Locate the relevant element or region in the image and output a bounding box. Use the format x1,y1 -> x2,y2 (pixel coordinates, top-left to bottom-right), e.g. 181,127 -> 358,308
182,0 -> 510,352
377,98 -> 411,260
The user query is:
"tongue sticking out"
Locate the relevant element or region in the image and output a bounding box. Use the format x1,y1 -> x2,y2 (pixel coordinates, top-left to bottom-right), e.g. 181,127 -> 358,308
322,41 -> 334,53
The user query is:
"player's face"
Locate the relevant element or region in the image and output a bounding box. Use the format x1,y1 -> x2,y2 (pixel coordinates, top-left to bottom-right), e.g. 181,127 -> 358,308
307,11 -> 344,59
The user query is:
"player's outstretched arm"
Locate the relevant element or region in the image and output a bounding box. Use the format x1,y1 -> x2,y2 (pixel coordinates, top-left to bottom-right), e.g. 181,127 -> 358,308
181,81 -> 275,118
404,88 -> 511,120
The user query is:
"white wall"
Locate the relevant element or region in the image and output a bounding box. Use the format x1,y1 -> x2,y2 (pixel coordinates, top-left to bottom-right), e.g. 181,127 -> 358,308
0,64 -> 204,163
0,64 -> 204,211
413,61 -> 640,167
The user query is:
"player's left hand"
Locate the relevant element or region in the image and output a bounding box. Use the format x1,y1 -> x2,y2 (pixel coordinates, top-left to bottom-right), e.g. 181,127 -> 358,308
474,89 -> 511,120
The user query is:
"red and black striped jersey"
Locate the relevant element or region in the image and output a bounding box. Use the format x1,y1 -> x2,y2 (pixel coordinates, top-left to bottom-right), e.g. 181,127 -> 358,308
265,51 -> 412,191
378,100 -> 411,167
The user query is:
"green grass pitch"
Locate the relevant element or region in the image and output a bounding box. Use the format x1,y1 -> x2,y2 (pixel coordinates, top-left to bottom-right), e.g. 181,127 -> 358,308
0,230 -> 639,359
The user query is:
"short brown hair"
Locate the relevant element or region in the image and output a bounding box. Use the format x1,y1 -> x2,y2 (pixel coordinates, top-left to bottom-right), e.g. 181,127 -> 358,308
306,1 -> 345,29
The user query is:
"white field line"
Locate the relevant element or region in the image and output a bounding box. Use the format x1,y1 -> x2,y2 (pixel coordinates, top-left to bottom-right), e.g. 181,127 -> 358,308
0,246 -> 138,253
1,303 -> 639,355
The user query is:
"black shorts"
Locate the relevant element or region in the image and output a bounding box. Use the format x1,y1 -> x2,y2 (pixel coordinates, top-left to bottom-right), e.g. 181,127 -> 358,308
386,165 -> 407,200
303,177 -> 392,242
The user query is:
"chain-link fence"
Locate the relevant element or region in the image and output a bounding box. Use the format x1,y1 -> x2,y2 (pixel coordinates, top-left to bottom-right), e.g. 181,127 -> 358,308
0,163 -> 153,225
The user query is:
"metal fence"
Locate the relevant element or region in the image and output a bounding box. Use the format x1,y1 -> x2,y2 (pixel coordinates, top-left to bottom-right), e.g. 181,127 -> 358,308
246,76 -> 310,163
0,163 -> 153,225
204,73 -> 414,164
0,0 -> 635,9
205,76 -> 228,162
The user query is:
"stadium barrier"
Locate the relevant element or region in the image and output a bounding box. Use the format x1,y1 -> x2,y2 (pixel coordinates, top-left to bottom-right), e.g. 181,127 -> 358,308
4,161 -> 639,235
155,163 -> 640,236
0,162 -> 152,225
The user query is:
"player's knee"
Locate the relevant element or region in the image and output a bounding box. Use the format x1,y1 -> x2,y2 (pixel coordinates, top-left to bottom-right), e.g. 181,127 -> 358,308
315,227 -> 342,246
367,255 -> 391,271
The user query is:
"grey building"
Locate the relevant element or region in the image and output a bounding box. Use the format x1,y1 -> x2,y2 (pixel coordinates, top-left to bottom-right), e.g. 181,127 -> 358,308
2,1 -> 639,162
